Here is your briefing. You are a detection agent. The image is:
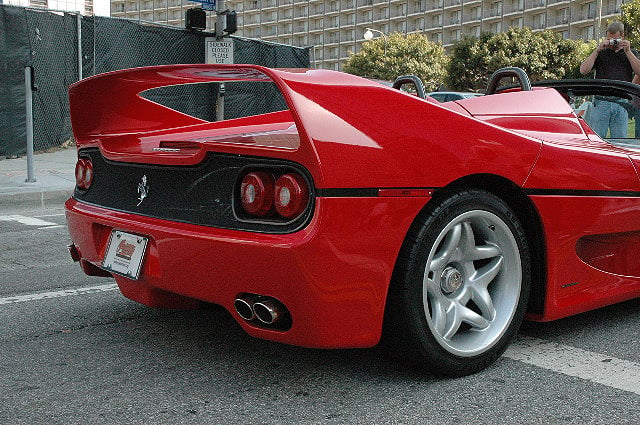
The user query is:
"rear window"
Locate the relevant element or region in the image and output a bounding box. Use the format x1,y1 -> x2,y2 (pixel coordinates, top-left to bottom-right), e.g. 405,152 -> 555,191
141,81 -> 288,122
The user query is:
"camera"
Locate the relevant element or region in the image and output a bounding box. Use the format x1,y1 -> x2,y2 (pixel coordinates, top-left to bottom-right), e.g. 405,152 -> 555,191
608,38 -> 622,46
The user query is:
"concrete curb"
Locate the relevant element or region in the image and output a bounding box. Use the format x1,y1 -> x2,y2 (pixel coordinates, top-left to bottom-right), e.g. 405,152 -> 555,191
0,188 -> 73,209
0,148 -> 77,210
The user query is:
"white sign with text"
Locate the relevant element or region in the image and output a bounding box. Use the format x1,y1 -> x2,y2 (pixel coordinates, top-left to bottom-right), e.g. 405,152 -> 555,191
205,38 -> 234,64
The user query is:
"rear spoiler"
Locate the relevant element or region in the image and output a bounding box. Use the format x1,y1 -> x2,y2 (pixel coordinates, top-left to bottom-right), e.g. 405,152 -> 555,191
68,64 -> 408,144
68,64 -> 287,143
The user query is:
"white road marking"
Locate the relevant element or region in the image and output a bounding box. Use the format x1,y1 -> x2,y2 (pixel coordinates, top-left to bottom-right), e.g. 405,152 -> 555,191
506,336 -> 640,396
34,213 -> 65,218
37,225 -> 66,230
0,284 -> 119,305
0,214 -> 57,227
1,284 -> 637,396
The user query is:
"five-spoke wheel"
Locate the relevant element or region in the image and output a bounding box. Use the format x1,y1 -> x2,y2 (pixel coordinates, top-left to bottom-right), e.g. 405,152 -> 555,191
387,189 -> 530,376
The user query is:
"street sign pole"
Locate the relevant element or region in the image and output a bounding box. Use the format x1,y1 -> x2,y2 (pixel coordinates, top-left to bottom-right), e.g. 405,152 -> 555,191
215,0 -> 225,121
216,0 -> 225,39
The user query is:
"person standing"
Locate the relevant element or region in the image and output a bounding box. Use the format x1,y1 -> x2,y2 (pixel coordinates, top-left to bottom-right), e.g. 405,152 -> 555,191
580,21 -> 640,138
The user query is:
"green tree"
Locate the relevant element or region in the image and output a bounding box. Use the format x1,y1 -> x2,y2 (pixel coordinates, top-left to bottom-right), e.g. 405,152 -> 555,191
447,27 -> 595,91
620,0 -> 640,48
564,38 -> 598,79
446,32 -> 493,91
343,32 -> 449,91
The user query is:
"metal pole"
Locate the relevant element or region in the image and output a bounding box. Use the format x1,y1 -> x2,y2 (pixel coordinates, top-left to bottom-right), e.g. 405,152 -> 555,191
217,83 -> 225,121
596,0 -> 603,35
216,0 -> 225,121
216,0 -> 225,38
24,66 -> 36,183
77,13 -> 82,81
216,0 -> 224,37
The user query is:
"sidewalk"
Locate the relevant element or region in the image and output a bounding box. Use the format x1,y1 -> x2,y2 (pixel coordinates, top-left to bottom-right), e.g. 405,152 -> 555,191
0,148 -> 77,209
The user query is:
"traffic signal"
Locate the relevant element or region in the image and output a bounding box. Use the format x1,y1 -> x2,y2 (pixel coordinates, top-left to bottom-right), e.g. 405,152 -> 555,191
223,10 -> 237,35
185,8 -> 206,31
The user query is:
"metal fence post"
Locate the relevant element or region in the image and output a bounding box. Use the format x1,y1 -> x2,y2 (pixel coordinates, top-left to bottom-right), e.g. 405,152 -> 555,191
24,66 -> 36,183
77,13 -> 82,81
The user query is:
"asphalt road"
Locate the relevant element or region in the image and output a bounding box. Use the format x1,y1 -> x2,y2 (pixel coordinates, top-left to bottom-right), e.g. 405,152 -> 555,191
1,205 -> 639,425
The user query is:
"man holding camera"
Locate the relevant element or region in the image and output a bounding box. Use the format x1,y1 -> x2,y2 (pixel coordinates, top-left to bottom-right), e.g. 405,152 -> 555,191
580,21 -> 640,138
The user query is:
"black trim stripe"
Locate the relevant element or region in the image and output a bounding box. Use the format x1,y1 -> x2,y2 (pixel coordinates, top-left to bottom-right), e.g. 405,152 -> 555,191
317,187 -> 640,198
525,189 -> 640,197
316,188 -> 381,197
316,187 -> 439,197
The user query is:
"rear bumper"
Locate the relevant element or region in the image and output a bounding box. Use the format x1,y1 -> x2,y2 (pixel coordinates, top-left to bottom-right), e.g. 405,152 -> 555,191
65,196 -> 428,348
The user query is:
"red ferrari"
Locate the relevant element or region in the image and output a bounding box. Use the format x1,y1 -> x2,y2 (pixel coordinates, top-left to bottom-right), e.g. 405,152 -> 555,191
65,65 -> 640,376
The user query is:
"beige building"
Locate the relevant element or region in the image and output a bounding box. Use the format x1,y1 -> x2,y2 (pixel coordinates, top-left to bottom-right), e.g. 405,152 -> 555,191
3,0 -> 93,14
110,0 -> 624,70
110,0 -> 215,27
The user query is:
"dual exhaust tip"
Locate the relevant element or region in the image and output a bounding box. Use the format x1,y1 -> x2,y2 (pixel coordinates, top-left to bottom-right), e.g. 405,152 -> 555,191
234,294 -> 291,329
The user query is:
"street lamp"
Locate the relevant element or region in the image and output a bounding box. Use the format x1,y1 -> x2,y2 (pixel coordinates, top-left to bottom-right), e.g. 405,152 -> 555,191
364,27 -> 387,55
364,28 -> 386,41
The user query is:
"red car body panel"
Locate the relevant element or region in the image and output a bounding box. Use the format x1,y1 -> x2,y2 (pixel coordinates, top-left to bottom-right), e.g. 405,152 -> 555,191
66,195 -> 428,348
65,64 -> 640,348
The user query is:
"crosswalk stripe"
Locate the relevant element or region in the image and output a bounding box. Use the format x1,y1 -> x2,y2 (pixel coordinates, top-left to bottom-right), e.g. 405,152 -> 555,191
0,284 -> 119,305
506,335 -> 640,395
0,214 -> 58,227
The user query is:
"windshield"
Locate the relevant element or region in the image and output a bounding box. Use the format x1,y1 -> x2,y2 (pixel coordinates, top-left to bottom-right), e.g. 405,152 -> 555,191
571,93 -> 640,149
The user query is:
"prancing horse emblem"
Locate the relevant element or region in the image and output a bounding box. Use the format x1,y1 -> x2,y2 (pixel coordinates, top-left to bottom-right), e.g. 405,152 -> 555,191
137,175 -> 149,206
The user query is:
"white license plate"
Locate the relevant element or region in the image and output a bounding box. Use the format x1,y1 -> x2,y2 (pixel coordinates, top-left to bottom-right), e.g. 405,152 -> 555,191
102,230 -> 148,280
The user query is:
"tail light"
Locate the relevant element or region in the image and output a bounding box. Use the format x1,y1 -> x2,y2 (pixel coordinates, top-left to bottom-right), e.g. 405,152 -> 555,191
75,158 -> 93,190
275,173 -> 309,219
238,170 -> 310,221
240,172 -> 275,216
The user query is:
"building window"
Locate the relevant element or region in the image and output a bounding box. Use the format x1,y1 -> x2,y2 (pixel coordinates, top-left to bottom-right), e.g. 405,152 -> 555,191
491,1 -> 502,17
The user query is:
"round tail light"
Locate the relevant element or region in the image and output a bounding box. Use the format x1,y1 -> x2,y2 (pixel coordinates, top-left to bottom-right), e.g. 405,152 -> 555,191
275,173 -> 309,219
241,172 -> 275,216
75,158 -> 93,190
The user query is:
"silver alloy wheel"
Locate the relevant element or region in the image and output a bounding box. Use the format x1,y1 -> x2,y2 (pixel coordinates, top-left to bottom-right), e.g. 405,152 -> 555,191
423,210 -> 521,357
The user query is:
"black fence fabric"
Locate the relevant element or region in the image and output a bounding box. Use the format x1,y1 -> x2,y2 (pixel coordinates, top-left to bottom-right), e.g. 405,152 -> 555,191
0,5 -> 310,157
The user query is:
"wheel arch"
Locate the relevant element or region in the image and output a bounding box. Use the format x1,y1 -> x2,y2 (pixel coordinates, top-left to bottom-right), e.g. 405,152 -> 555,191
387,173 -> 547,318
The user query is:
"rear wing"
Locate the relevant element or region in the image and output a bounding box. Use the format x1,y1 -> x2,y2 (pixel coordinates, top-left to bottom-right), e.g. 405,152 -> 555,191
69,64 -> 403,141
69,65 -> 284,142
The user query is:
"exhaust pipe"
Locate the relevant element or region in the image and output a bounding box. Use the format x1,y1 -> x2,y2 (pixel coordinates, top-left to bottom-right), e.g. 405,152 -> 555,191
233,296 -> 260,321
67,243 -> 81,262
253,299 -> 284,325
233,294 -> 289,326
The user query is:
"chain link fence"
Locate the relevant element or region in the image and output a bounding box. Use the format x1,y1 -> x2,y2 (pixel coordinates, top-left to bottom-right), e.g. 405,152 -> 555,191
0,5 -> 310,157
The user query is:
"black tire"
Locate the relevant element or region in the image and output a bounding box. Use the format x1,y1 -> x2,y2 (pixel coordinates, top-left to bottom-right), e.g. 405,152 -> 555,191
385,188 -> 531,377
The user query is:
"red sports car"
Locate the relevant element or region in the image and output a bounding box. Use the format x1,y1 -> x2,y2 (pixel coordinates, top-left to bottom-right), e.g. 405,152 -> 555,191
65,65 -> 640,376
